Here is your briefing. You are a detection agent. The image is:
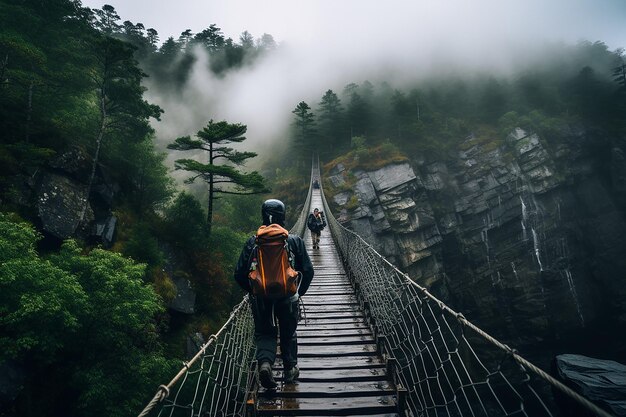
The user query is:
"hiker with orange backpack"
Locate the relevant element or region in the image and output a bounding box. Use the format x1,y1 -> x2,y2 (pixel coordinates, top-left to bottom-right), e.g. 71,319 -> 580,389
234,199 -> 314,389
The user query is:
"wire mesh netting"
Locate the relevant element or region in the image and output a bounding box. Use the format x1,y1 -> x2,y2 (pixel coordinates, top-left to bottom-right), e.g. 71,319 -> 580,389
157,298 -> 254,417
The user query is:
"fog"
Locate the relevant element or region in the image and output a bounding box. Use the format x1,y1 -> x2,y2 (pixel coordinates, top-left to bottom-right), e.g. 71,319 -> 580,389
84,0 -> 626,162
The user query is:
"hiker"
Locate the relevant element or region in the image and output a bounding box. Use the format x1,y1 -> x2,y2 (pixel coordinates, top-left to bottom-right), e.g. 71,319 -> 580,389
234,199 -> 314,389
307,208 -> 326,249
313,178 -> 320,189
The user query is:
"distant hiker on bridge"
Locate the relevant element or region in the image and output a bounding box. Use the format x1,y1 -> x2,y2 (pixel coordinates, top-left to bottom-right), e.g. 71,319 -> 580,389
234,199 -> 314,389
307,208 -> 326,249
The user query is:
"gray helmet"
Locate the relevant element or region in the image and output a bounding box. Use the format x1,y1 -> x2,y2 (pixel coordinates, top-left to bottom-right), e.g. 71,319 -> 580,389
261,199 -> 286,226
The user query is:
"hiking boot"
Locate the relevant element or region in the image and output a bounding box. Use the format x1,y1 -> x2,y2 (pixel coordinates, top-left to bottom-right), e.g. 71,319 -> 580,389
284,365 -> 300,384
258,361 -> 277,389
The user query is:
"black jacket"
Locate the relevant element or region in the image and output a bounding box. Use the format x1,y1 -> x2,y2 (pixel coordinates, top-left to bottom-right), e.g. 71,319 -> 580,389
233,232 -> 314,296
307,213 -> 326,233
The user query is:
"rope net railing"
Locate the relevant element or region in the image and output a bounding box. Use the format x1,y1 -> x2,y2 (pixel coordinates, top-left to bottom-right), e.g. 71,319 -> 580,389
317,168 -> 613,417
138,168 -> 314,417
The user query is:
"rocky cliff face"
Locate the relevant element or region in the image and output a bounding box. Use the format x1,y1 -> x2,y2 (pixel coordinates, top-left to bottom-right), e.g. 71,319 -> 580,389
3,146 -> 119,246
327,126 -> 626,366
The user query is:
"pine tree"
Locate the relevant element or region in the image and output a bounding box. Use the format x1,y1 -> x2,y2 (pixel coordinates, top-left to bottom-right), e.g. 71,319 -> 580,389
291,101 -> 317,158
317,89 -> 345,155
167,120 -> 268,236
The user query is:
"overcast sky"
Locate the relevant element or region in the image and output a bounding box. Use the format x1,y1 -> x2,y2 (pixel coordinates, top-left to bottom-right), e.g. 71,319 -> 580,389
79,0 -> 626,166
81,0 -> 625,51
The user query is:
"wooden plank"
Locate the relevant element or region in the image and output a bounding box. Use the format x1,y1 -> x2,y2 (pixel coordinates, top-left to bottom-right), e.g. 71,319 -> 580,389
298,336 -> 375,346
305,308 -> 363,314
258,380 -> 395,398
304,290 -> 354,295
297,329 -> 372,337
304,315 -> 366,322
299,322 -> 370,331
303,287 -> 357,302
301,317 -> 367,325
276,356 -> 385,370
303,303 -> 360,308
304,296 -> 357,301
298,343 -> 378,357
305,299 -> 358,304
272,368 -> 387,383
256,395 -> 398,416
305,307 -> 362,314
307,283 -> 351,288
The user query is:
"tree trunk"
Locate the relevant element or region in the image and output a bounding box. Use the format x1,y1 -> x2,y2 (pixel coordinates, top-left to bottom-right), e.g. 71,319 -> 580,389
81,92 -> 106,223
207,142 -> 214,236
0,54 -> 8,87
207,172 -> 214,236
25,78 -> 33,142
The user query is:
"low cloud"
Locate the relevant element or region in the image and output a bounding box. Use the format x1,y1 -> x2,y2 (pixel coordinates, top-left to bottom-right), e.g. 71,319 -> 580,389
137,0 -> 625,167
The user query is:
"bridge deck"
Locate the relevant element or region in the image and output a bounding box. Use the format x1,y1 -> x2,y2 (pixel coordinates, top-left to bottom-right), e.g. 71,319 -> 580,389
255,190 -> 402,417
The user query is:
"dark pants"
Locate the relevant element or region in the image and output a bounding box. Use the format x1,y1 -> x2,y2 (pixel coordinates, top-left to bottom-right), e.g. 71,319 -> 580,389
311,230 -> 321,247
251,295 -> 299,369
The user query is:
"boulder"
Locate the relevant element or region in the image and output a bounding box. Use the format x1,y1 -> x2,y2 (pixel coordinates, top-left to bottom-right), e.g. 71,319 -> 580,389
169,275 -> 196,314
48,146 -> 91,180
328,173 -> 346,188
367,163 -> 416,193
92,215 -> 117,247
37,172 -> 93,239
554,354 -> 626,417
186,332 -> 205,358
354,175 -> 377,206
0,360 -> 24,405
333,191 -> 352,206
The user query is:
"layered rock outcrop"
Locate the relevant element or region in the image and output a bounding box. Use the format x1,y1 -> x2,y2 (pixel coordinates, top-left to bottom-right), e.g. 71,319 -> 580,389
4,146 -> 121,246
326,126 -> 626,367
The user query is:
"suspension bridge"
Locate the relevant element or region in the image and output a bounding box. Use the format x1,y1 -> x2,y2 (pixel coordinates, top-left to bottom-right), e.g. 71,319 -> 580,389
139,163 -> 614,417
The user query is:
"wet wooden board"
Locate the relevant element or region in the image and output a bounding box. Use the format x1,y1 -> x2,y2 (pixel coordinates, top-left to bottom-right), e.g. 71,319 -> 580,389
304,306 -> 361,314
299,322 -> 371,331
300,317 -> 367,326
303,288 -> 358,304
301,314 -> 366,322
298,343 -> 378,357
302,307 -> 364,314
307,283 -> 351,287
304,303 -> 360,308
306,290 -> 351,294
307,285 -> 351,290
256,395 -> 398,416
305,291 -> 352,295
298,336 -> 376,346
276,356 -> 385,370
272,368 -> 388,382
298,329 -> 373,338
259,380 -> 395,398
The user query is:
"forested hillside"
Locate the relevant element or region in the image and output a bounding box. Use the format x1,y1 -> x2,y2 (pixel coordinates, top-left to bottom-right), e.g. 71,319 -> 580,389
0,1 -> 278,415
288,40 -> 625,163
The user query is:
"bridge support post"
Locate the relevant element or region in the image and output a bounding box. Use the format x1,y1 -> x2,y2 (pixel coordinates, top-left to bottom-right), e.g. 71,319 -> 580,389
245,360 -> 258,417
377,334 -> 388,356
386,357 -> 407,416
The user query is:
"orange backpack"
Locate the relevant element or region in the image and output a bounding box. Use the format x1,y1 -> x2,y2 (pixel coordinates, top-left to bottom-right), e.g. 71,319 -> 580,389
248,224 -> 300,299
